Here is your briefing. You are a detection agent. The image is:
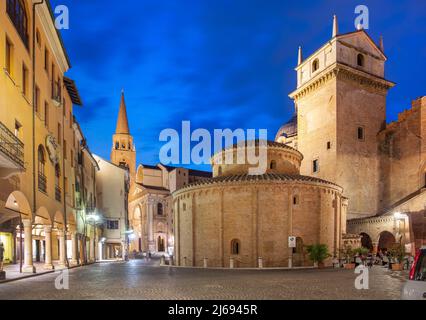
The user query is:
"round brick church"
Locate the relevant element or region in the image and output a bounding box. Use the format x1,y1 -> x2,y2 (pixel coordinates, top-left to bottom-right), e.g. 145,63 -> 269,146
172,141 -> 348,268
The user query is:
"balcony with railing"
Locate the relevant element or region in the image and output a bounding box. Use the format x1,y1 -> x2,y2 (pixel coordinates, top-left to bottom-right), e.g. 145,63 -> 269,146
0,121 -> 24,171
38,173 -> 47,193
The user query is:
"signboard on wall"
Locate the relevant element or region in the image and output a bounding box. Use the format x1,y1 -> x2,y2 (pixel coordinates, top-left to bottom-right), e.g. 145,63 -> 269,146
289,236 -> 296,248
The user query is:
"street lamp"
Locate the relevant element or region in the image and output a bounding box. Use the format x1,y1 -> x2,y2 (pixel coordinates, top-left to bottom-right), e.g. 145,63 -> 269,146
87,212 -> 103,262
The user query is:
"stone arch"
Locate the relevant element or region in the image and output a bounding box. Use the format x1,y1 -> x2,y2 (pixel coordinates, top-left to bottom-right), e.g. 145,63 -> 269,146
157,222 -> 165,233
377,231 -> 396,252
360,232 -> 373,251
67,212 -> 77,232
54,211 -> 65,230
34,206 -> 51,226
5,191 -> 32,220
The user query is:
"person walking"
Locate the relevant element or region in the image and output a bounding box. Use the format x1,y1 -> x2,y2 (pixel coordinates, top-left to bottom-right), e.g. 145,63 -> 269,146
0,242 -> 5,272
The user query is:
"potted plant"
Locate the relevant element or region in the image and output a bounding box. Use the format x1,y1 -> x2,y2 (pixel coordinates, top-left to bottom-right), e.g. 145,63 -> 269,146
341,246 -> 356,269
306,244 -> 331,268
389,244 -> 405,271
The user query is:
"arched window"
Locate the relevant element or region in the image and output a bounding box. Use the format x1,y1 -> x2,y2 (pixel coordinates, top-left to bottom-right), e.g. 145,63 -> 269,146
312,59 -> 319,72
38,146 -> 47,193
157,203 -> 163,216
6,0 -> 29,47
231,239 -> 241,255
115,141 -> 119,150
38,145 -> 45,175
270,160 -> 277,170
357,54 -> 365,67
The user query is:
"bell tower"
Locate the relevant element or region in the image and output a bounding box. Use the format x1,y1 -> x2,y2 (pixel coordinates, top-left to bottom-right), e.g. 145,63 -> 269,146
289,16 -> 395,219
111,91 -> 136,179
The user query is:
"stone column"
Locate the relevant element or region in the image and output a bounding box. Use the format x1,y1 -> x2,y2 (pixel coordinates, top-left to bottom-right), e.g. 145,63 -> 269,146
57,229 -> 67,267
43,225 -> 54,270
89,237 -> 95,262
70,232 -> 78,265
22,219 -> 36,273
148,201 -> 155,252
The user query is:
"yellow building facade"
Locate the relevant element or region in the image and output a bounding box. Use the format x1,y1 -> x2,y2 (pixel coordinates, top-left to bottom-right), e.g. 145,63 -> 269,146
0,0 -> 99,273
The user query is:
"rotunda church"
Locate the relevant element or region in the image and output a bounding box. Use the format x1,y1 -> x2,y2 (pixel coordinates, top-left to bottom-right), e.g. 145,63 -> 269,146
173,141 -> 348,268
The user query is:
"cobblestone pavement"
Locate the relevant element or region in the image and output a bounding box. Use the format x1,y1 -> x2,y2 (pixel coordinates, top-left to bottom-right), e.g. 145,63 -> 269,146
0,260 -> 407,300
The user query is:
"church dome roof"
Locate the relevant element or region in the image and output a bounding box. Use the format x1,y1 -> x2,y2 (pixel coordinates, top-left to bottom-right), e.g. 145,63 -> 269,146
275,114 -> 297,141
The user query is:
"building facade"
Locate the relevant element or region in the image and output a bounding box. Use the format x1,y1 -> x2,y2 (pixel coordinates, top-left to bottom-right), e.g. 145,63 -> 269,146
173,141 -> 348,268
94,154 -> 130,260
277,16 -> 425,254
108,92 -> 211,256
0,0 -> 99,273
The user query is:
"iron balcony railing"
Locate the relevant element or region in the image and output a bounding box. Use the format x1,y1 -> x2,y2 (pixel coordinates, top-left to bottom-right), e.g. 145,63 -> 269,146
38,173 -> 47,193
55,186 -> 62,202
0,121 -> 24,169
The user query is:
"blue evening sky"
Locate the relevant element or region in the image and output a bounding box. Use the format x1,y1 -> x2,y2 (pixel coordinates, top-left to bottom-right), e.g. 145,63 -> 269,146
51,0 -> 426,170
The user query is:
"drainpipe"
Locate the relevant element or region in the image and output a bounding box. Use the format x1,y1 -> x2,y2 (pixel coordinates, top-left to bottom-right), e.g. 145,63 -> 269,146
31,0 -> 44,270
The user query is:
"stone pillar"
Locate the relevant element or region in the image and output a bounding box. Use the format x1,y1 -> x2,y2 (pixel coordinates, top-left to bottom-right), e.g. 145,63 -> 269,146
372,242 -> 379,254
43,225 -> 54,270
230,257 -> 235,269
57,229 -> 67,267
148,201 -> 154,251
258,257 -> 263,269
70,232 -> 78,265
89,237 -> 95,262
22,219 -> 36,273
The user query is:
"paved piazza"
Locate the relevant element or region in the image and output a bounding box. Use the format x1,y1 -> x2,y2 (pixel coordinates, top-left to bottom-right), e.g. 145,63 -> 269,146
0,260 -> 406,300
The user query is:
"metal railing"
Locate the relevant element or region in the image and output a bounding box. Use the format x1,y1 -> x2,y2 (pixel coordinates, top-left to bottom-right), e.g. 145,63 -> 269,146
0,121 -> 24,168
38,173 -> 47,193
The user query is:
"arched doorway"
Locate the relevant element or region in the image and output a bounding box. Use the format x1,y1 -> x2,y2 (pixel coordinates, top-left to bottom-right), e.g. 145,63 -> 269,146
293,237 -> 305,267
378,231 -> 396,253
157,236 -> 165,252
360,233 -> 373,251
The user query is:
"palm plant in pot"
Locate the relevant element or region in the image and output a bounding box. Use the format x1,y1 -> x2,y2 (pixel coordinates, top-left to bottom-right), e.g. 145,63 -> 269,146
306,244 -> 331,268
389,243 -> 405,271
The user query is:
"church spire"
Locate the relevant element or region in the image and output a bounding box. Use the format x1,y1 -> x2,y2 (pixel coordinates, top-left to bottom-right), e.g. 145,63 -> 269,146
115,90 -> 130,135
332,14 -> 339,38
298,46 -> 303,66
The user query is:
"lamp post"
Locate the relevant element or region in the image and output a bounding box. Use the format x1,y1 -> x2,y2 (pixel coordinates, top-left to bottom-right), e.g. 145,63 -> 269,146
87,212 -> 102,262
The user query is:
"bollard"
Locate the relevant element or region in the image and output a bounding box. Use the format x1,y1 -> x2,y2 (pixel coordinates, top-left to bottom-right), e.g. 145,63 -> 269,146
160,255 -> 165,266
183,256 -> 187,267
258,257 -> 263,269
169,256 -> 174,266
230,257 -> 235,269
203,257 -> 208,268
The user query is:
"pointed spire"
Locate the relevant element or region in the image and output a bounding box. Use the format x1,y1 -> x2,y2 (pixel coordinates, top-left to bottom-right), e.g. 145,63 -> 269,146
115,90 -> 130,135
332,14 -> 339,38
298,46 -> 303,65
379,35 -> 384,52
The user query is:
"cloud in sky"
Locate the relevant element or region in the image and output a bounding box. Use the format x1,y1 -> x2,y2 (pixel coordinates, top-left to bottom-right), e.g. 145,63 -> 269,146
52,0 -> 426,170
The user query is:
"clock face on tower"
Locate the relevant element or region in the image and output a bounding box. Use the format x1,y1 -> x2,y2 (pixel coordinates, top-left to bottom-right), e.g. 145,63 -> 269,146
45,135 -> 60,165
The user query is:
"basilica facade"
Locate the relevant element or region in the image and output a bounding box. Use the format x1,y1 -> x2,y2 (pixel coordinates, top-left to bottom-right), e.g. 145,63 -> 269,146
109,93 -> 211,256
